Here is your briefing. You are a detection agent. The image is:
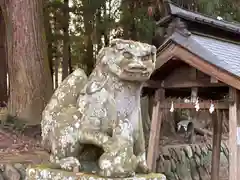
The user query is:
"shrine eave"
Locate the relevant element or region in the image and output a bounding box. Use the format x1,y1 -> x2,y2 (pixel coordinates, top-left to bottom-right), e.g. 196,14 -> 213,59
155,31 -> 240,90
157,0 -> 240,35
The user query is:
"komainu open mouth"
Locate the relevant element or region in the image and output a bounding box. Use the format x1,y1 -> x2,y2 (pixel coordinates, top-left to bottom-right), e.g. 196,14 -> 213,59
124,69 -> 150,77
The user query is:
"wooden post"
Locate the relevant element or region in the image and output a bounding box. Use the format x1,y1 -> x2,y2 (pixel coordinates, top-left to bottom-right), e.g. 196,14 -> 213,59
147,88 -> 165,172
229,87 -> 239,180
211,110 -> 223,180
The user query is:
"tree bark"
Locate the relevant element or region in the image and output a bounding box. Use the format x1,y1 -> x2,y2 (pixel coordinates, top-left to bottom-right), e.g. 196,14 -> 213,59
82,0 -> 94,75
3,0 -> 53,124
0,8 -> 7,107
44,1 -> 54,81
54,56 -> 59,89
68,46 -> 73,73
62,0 -> 70,80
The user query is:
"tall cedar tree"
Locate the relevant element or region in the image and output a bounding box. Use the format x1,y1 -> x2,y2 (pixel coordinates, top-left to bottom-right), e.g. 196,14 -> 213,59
44,1 -> 54,81
62,0 -> 71,80
0,8 -> 7,107
2,0 -> 53,124
82,0 -> 94,75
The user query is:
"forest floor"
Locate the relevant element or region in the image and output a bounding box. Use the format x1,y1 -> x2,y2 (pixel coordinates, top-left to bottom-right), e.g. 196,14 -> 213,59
0,107 -> 49,164
0,125 -> 49,164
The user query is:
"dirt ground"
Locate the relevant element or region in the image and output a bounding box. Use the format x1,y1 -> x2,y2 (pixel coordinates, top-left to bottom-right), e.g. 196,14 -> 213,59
0,125 -> 49,164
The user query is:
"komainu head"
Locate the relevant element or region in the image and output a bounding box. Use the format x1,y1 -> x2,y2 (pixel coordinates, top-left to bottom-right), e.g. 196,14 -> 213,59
96,39 -> 157,82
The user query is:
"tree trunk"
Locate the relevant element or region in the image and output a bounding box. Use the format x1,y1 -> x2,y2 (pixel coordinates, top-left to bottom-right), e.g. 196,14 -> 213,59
82,0 -> 94,75
54,56 -> 59,89
0,8 -> 7,107
62,0 -> 70,80
96,9 -> 103,53
129,1 -> 137,40
68,46 -> 73,73
3,0 -> 53,124
44,1 -> 54,81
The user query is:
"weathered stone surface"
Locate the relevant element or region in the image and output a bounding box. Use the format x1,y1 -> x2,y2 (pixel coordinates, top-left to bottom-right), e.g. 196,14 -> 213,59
195,146 -> 201,157
162,148 -> 170,159
202,151 -> 212,171
189,159 -> 200,180
157,142 -> 229,180
0,173 -> 4,180
165,172 -> 175,180
183,146 -> 192,159
170,159 -> 176,172
200,144 -> 207,156
25,166 -> 166,180
3,164 -> 21,180
222,144 -> 229,161
169,149 -> 177,162
220,152 -> 228,165
163,160 -> 171,175
0,162 -> 33,180
41,39 -> 157,178
198,166 -> 209,180
194,155 -> 201,167
176,161 -> 191,180
179,150 -> 186,163
206,143 -> 212,150
13,164 -> 26,180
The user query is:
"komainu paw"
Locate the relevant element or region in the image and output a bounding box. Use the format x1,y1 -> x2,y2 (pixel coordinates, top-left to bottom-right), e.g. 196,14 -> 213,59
59,157 -> 81,172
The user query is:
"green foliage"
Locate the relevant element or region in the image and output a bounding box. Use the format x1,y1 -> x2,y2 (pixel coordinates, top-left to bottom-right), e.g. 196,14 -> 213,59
134,8 -> 155,43
172,0 -> 240,22
0,115 -> 27,132
117,1 -> 155,43
45,0 -> 121,76
45,0 -> 239,86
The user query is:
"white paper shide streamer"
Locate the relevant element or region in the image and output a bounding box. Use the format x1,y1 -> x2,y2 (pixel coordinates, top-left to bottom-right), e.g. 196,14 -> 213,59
209,101 -> 215,114
170,101 -> 174,112
194,98 -> 200,111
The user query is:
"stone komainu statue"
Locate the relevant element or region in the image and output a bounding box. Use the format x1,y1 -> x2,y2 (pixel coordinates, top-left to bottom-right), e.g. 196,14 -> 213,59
41,39 -> 157,178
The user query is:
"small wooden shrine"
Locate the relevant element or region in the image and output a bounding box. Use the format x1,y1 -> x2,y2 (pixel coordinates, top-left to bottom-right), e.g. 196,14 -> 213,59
145,1 -> 240,180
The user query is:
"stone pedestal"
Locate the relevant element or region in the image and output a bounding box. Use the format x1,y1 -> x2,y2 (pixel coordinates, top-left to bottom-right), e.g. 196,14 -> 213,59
26,165 -> 166,180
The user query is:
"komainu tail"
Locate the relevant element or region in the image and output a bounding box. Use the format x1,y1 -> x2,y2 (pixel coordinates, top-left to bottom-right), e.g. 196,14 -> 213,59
41,68 -> 88,148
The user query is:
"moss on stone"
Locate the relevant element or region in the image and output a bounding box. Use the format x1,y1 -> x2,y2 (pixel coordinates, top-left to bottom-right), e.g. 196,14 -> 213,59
34,163 -> 60,170
26,165 -> 166,180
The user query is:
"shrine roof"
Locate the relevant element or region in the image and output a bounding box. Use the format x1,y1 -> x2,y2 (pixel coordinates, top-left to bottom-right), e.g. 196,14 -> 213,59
158,31 -> 240,78
158,1 -> 240,35
153,1 -> 240,89
191,34 -> 240,77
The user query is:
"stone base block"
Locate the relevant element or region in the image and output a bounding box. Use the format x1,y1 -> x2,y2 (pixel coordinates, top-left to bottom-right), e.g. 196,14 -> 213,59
26,165 -> 166,180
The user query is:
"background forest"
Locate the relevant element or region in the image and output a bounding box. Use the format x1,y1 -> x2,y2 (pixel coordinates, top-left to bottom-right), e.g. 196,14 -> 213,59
0,0 -> 239,126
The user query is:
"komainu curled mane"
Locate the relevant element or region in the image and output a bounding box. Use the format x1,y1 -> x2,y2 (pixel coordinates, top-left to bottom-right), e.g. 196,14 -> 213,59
41,39 -> 156,178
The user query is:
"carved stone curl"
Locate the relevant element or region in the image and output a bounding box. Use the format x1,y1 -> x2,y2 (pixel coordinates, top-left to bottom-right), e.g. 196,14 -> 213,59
41,39 -> 157,178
